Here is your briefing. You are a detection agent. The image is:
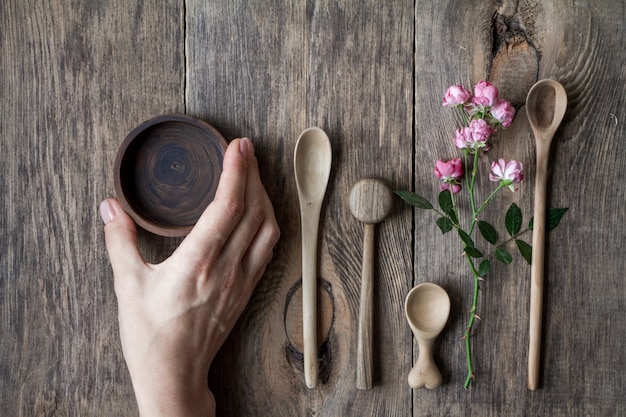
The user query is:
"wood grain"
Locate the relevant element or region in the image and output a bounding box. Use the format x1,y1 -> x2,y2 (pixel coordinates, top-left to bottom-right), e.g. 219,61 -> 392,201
0,1 -> 184,416
0,0 -> 624,416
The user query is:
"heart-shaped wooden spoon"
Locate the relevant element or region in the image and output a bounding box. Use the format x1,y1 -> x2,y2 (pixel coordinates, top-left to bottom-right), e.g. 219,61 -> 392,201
405,283 -> 450,389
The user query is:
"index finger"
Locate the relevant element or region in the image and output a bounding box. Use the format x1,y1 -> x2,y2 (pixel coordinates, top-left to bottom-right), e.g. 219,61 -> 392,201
175,138 -> 249,262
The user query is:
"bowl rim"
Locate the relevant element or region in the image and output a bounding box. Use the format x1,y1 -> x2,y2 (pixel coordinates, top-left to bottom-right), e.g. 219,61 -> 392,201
113,114 -> 228,237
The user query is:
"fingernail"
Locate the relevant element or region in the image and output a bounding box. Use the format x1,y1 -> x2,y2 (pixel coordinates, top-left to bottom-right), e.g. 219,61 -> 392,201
239,137 -> 249,158
246,138 -> 255,156
239,137 -> 255,158
99,200 -> 115,225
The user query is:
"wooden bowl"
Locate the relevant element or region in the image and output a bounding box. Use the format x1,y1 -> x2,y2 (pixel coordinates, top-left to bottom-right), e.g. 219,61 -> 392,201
114,114 -> 227,237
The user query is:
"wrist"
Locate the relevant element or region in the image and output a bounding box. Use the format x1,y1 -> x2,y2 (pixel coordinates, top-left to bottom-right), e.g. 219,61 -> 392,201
134,380 -> 215,417
128,359 -> 215,417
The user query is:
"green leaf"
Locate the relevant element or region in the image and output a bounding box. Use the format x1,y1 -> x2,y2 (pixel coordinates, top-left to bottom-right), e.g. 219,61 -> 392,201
395,190 -> 433,210
438,190 -> 453,215
464,246 -> 483,258
495,248 -> 513,264
505,203 -> 523,236
529,207 -> 569,231
436,217 -> 453,234
515,239 -> 532,264
448,208 -> 459,225
458,229 -> 475,248
547,208 -> 568,230
478,221 -> 498,245
478,259 -> 491,276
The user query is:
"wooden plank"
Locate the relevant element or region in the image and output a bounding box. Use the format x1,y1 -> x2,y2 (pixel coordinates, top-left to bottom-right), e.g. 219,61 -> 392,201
0,0 -> 184,415
413,0 -> 625,415
187,0 -> 414,415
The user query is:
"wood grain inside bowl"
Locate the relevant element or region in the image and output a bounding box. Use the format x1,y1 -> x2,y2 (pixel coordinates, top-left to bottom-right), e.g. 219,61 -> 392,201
114,115 -> 227,237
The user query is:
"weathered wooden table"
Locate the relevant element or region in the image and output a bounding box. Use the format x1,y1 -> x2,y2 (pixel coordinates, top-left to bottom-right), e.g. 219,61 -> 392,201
1,1 -> 624,415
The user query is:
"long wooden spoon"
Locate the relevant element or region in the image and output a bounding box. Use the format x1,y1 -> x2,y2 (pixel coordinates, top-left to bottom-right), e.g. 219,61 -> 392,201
349,178 -> 394,389
294,127 -> 332,388
525,79 -> 567,390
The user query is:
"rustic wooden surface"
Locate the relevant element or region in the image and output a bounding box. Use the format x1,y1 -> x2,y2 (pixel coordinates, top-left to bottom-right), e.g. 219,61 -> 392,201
1,0 -> 624,416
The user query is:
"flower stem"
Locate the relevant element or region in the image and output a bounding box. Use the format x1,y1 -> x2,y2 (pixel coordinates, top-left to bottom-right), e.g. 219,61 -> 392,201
467,152 -> 479,234
463,256 -> 481,389
458,105 -> 469,126
475,183 -> 504,217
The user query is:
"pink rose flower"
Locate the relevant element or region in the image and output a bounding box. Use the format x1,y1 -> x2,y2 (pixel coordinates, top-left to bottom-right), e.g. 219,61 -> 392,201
453,127 -> 473,149
469,118 -> 493,141
491,100 -> 516,127
435,158 -> 463,181
443,84 -> 472,107
472,80 -> 499,107
489,158 -> 524,191
453,119 -> 492,152
435,158 -> 464,194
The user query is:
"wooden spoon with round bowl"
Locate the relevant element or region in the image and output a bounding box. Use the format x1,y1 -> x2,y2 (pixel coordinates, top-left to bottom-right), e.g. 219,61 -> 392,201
349,177 -> 394,389
405,282 -> 450,389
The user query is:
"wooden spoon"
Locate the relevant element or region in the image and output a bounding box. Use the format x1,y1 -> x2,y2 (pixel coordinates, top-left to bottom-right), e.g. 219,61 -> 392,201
405,283 -> 450,389
349,178 -> 393,389
294,127 -> 332,388
525,79 -> 567,390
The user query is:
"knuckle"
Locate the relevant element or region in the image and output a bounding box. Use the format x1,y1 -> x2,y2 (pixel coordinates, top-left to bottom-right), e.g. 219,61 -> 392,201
221,196 -> 245,220
268,221 -> 281,246
219,266 -> 240,293
246,202 -> 266,227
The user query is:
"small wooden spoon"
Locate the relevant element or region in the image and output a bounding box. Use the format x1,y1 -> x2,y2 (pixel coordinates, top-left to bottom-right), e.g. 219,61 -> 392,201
525,79 -> 567,390
349,178 -> 393,389
405,283 -> 450,389
294,127 -> 332,388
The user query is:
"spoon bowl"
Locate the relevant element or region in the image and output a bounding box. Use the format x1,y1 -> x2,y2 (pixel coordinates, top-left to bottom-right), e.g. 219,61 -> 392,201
294,127 -> 332,388
526,79 -> 567,139
525,79 -> 567,390
405,283 -> 450,389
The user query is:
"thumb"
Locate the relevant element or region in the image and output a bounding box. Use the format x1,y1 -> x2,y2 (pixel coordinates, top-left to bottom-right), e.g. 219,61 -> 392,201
99,199 -> 146,280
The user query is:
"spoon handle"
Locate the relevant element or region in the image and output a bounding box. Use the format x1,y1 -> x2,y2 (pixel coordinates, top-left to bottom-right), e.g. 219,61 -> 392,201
528,141 -> 550,390
301,206 -> 321,388
356,223 -> 375,389
408,339 -> 443,389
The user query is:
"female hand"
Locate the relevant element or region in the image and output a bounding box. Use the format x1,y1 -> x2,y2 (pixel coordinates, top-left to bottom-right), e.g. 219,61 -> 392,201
100,138 -> 280,417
